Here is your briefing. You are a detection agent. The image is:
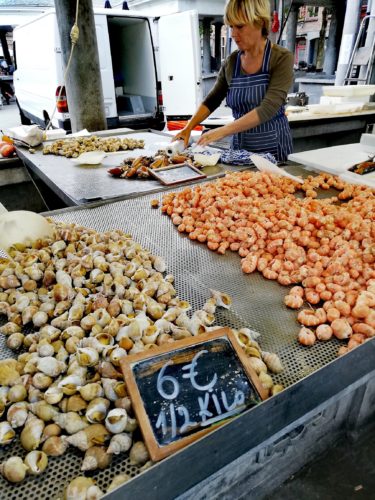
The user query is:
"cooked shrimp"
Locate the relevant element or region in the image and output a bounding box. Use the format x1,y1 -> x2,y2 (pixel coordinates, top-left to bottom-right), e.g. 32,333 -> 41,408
297,309 -> 320,327
298,327 -> 316,346
331,318 -> 352,340
284,294 -> 303,309
316,324 -> 333,341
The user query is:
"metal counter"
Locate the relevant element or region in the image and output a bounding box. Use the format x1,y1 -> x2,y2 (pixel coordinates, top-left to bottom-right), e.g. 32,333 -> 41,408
0,167 -> 374,499
16,130 -> 231,209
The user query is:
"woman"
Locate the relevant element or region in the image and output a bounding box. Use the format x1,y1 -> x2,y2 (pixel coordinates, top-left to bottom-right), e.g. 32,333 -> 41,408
175,0 -> 294,162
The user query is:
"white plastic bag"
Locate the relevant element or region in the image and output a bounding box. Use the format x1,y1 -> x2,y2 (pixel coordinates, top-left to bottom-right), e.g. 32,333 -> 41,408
7,125 -> 44,147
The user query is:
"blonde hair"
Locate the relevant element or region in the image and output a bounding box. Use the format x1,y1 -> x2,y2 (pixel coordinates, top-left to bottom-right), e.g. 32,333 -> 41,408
224,0 -> 270,37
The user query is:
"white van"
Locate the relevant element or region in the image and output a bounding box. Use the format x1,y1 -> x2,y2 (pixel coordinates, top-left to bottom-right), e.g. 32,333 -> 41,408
13,8 -> 202,131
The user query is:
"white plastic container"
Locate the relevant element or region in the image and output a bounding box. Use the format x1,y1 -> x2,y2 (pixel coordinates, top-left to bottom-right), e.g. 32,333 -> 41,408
43,129 -> 67,141
319,95 -> 370,105
322,85 -> 375,97
308,103 -> 365,114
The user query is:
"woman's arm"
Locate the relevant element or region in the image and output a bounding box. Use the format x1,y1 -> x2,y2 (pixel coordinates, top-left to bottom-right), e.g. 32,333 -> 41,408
173,104 -> 212,147
173,57 -> 233,147
256,48 -> 294,123
197,108 -> 261,146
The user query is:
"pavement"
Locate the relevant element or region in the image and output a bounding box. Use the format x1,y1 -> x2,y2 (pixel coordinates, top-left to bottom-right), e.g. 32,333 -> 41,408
0,101 -> 21,131
267,422 -> 375,500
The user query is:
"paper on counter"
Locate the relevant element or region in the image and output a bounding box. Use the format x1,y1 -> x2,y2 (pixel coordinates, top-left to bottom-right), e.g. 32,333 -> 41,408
71,151 -> 106,165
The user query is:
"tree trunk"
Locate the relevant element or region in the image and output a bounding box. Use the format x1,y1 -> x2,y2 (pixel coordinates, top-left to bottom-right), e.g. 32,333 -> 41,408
54,0 -> 107,132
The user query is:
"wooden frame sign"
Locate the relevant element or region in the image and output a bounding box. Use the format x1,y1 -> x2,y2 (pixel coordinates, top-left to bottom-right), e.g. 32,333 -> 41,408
120,328 -> 268,461
148,163 -> 206,185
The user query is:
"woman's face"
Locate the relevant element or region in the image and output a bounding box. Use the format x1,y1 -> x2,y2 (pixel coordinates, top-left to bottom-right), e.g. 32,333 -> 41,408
230,22 -> 263,49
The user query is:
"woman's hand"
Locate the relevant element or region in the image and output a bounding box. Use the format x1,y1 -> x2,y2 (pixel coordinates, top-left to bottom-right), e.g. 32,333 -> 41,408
196,127 -> 226,147
172,128 -> 191,148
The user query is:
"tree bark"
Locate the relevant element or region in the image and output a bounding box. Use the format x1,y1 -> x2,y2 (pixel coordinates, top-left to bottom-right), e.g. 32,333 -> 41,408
54,0 -> 107,132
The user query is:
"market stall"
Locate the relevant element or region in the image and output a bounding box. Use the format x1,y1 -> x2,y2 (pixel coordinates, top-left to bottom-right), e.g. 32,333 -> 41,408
0,141 -> 374,499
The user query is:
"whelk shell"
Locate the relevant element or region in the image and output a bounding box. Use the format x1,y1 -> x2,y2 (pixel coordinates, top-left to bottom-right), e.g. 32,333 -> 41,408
0,421 -> 16,445
78,382 -> 104,402
129,441 -> 150,466
86,397 -> 110,423
7,402 -> 28,428
0,456 -> 28,483
53,412 -> 89,435
261,351 -> 283,374
41,423 -> 61,442
20,417 -> 45,451
24,450 -> 48,475
81,445 -> 112,471
6,332 -> 25,350
64,476 -> 103,500
58,374 -> 85,395
42,435 -> 68,457
105,408 -> 128,434
37,356 -> 66,377
210,289 -> 232,309
7,383 -> 27,402
66,423 -> 110,451
107,432 -> 132,455
76,347 -> 99,367
29,401 -> 59,421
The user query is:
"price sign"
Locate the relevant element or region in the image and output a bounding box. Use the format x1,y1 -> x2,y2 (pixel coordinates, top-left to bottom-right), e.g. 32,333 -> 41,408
120,328 -> 268,461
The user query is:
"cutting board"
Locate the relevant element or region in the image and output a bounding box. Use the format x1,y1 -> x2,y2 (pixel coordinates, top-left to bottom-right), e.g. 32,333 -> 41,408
288,134 -> 375,188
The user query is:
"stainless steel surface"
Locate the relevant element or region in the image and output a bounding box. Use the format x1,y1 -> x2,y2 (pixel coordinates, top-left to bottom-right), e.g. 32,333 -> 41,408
16,131 -> 234,206
0,166 -> 347,498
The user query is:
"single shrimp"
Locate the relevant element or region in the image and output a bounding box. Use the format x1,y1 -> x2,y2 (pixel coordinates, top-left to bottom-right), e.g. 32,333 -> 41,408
326,307 -> 341,323
262,268 -> 278,280
290,286 -> 304,297
284,294 -> 303,309
316,324 -> 333,341
298,327 -> 316,346
305,289 -> 320,305
331,318 -> 352,340
241,253 -> 258,274
297,309 -> 320,327
352,323 -> 375,337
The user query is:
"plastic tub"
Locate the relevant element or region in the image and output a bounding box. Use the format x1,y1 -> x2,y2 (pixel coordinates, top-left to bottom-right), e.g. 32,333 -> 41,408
322,85 -> 375,97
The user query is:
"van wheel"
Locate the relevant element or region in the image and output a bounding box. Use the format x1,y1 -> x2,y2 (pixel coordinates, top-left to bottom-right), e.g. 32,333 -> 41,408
16,98 -> 32,125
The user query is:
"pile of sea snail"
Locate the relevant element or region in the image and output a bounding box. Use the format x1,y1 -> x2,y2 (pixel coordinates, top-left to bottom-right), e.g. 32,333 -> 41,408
0,221 -> 282,497
162,171 -> 375,355
42,136 -> 145,158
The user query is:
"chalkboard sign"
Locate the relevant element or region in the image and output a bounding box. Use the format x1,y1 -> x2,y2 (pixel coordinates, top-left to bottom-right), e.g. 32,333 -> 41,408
148,163 -> 206,185
120,328 -> 268,461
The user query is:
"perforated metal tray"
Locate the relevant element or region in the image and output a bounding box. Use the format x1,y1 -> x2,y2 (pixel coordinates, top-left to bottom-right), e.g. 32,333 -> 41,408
0,167 -> 344,498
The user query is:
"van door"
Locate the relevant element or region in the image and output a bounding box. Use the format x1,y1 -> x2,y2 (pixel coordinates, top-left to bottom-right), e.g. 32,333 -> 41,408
158,10 -> 202,118
94,14 -> 117,122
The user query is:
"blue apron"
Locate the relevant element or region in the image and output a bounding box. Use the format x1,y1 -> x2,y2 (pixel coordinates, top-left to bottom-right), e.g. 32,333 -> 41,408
226,40 -> 293,162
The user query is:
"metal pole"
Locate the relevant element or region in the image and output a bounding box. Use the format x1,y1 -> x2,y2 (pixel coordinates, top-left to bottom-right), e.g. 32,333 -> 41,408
202,17 -> 213,74
54,0 -> 107,132
323,9 -> 338,75
335,0 -> 362,85
359,0 -> 375,81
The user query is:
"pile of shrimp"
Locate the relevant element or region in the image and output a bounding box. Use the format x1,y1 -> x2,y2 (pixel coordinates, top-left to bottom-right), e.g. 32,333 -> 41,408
161,171 -> 375,355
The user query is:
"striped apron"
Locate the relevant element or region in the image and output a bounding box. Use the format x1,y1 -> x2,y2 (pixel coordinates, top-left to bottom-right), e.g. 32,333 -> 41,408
226,40 -> 293,162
